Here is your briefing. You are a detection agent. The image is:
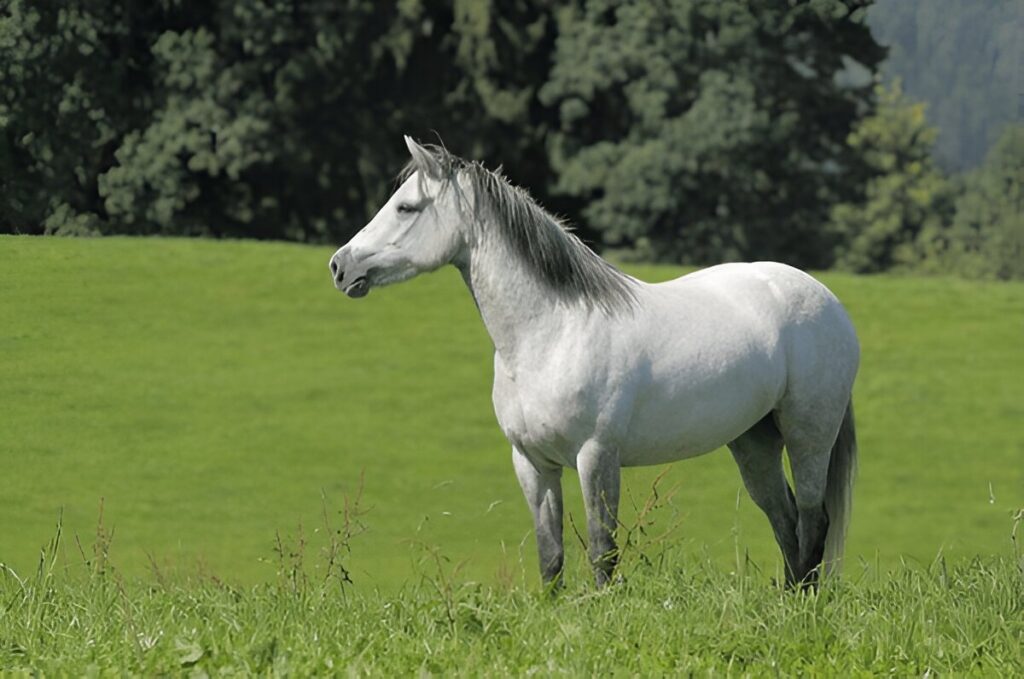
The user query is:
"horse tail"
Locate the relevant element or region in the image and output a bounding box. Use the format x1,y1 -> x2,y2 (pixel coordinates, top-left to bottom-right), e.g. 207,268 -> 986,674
823,398 -> 857,575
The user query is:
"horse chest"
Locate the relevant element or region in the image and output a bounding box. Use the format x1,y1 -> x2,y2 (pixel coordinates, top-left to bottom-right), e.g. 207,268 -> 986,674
491,357 -> 601,464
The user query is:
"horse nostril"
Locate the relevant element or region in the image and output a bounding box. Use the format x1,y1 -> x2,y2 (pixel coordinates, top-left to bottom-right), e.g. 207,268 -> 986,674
329,259 -> 339,276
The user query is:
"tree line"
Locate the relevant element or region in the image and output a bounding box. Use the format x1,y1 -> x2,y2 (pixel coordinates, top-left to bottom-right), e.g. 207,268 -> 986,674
1,0 -> 1019,279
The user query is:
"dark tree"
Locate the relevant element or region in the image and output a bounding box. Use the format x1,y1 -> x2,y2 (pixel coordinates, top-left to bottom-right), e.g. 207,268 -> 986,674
539,0 -> 886,268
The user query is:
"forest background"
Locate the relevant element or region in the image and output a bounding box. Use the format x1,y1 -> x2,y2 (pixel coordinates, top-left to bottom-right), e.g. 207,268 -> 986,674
1,0 -> 1020,279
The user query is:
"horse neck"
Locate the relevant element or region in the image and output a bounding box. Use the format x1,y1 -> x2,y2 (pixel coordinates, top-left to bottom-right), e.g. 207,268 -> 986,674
455,224 -> 568,364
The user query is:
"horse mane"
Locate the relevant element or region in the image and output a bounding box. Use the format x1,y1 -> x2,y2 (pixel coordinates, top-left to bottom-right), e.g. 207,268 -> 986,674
400,144 -> 638,314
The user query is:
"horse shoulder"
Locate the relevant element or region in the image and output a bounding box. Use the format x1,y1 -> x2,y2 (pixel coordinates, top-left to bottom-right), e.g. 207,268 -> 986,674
490,314 -> 635,464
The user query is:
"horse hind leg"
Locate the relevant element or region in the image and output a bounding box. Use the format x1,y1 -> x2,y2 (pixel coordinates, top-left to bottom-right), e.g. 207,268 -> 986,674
776,395 -> 853,589
728,414 -> 800,586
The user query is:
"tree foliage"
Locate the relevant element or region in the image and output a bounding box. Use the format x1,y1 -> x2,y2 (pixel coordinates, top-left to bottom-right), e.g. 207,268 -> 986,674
829,82 -> 1022,281
830,82 -> 955,273
933,126 -> 1024,280
539,0 -> 885,268
0,0 -> 168,235
2,1 -> 560,242
94,2 -> 449,240
1,0 -> 1013,279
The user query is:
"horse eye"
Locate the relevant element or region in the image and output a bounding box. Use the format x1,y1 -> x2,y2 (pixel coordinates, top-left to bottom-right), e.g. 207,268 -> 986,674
397,203 -> 419,214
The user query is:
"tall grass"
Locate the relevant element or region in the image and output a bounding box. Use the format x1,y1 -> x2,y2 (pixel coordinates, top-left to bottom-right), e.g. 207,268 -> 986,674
2,498 -> 1020,675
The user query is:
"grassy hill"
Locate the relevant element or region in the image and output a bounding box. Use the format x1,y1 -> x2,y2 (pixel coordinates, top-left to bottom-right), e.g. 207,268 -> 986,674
1,235 -> 1021,589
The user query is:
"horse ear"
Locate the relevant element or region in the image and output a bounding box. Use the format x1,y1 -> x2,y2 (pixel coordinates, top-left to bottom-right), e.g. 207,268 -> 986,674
404,135 -> 442,180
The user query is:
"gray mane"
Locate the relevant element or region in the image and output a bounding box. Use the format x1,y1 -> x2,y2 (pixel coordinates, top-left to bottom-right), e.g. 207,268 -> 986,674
401,145 -> 638,314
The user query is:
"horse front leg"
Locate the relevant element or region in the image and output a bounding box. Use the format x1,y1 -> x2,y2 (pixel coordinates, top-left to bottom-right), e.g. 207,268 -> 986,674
577,440 -> 621,587
512,446 -> 564,590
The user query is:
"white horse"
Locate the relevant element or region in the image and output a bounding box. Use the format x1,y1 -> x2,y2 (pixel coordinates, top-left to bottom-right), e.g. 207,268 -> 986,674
329,137 -> 859,588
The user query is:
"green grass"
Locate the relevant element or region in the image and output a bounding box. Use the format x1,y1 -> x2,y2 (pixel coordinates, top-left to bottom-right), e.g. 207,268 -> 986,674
1,235 -> 1022,593
2,529 -> 1021,675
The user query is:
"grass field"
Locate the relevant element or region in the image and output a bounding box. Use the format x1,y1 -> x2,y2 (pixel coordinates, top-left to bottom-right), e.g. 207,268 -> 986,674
2,535 -> 1021,674
1,235 -> 1022,592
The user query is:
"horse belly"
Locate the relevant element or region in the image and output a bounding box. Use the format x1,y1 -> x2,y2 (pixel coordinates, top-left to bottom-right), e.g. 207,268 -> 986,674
619,409 -> 759,466
618,360 -> 783,467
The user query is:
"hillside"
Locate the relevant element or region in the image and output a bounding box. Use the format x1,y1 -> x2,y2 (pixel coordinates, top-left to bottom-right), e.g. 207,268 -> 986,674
868,0 -> 1020,170
1,236 -> 1022,588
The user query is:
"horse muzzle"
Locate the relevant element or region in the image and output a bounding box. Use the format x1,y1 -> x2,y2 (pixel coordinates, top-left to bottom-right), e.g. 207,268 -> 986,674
329,250 -> 371,298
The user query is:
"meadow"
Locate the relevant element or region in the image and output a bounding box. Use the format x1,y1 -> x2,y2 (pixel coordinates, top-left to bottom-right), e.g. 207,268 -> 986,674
1,235 -> 1022,672
2,534 -> 1021,674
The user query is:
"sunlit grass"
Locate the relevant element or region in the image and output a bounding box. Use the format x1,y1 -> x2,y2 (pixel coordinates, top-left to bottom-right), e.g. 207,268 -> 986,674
1,235 -> 1022,590
1,512 -> 1021,675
